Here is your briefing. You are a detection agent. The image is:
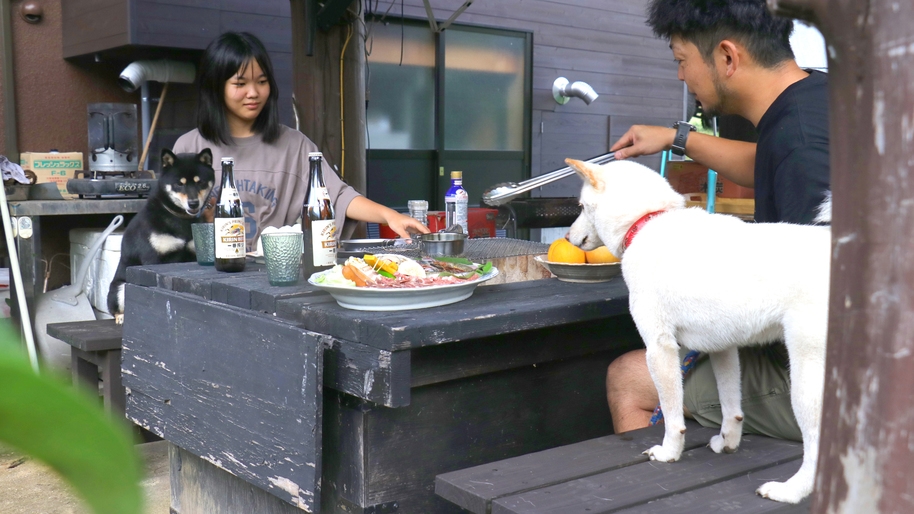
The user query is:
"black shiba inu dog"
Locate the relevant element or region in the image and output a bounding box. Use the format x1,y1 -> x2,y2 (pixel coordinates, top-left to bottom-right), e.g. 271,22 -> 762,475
107,148 -> 215,323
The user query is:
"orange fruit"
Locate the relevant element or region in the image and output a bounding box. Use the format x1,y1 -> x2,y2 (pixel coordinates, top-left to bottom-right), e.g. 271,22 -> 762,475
585,246 -> 620,264
547,238 -> 586,263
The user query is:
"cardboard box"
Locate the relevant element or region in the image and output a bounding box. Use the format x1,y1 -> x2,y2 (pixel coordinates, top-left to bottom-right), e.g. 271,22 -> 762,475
20,152 -> 83,199
665,160 -> 753,199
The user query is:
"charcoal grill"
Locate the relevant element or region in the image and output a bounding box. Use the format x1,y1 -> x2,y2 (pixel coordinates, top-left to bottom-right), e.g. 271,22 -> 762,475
493,198 -> 582,238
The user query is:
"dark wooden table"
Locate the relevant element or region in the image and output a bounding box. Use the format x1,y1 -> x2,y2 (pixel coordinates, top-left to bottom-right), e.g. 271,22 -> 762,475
121,261 -> 642,513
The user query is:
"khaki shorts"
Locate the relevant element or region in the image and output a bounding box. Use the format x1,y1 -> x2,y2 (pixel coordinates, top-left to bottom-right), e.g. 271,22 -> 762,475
682,343 -> 801,442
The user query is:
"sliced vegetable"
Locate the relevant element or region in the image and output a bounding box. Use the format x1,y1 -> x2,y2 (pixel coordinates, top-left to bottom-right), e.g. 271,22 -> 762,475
434,256 -> 475,266
363,254 -> 399,275
342,264 -> 368,287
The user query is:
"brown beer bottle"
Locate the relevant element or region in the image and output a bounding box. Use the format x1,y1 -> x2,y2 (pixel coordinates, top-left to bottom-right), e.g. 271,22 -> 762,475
214,156 -> 246,272
302,152 -> 337,277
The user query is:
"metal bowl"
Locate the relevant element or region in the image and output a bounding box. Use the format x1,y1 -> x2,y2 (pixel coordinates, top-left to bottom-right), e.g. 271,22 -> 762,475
534,255 -> 622,283
420,232 -> 467,257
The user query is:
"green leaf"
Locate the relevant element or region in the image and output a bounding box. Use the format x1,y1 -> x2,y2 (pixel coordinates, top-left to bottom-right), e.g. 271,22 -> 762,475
434,256 -> 474,265
378,269 -> 395,279
0,324 -> 143,514
478,261 -> 493,274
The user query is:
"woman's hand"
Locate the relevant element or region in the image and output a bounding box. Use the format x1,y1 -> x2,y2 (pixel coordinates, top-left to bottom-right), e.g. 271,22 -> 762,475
385,211 -> 430,238
345,196 -> 431,238
610,125 -> 676,160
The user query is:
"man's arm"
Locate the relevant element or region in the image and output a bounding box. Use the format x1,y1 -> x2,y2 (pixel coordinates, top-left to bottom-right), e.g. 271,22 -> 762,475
610,125 -> 756,187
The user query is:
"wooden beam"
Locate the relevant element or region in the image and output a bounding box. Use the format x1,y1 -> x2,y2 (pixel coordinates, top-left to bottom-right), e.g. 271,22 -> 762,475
291,0 -> 367,236
289,0 -> 366,182
768,1 -> 914,512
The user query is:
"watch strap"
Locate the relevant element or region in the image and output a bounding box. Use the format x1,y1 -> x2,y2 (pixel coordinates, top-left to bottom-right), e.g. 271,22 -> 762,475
671,122 -> 695,156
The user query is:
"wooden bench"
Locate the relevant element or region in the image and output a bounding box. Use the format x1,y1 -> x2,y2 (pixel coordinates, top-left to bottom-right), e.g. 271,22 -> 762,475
46,319 -> 125,414
436,420 -> 811,514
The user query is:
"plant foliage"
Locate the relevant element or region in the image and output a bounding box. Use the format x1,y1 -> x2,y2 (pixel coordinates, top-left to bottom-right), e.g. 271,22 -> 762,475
0,324 -> 143,513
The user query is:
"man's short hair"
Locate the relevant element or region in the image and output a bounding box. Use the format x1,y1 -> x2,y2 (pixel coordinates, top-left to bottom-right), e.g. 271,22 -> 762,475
647,0 -> 795,67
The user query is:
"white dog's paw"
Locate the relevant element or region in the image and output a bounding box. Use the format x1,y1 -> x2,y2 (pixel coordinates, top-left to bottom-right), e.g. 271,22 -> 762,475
709,434 -> 739,454
114,313 -> 124,325
643,445 -> 681,463
756,481 -> 806,504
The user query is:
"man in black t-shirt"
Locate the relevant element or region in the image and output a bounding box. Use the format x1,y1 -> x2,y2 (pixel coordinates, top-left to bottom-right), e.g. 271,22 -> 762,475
604,0 -> 830,440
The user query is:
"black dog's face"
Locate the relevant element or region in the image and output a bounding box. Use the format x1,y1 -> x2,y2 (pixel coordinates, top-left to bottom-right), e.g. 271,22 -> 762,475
160,148 -> 216,216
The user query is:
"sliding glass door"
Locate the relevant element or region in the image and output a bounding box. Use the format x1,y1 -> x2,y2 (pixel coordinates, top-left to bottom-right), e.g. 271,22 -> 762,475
366,20 -> 531,211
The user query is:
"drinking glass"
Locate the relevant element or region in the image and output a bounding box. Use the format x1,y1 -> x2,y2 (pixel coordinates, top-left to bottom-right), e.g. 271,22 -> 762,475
191,223 -> 215,266
261,232 -> 303,286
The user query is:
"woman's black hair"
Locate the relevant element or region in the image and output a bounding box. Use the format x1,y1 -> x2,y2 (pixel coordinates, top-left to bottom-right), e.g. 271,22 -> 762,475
646,0 -> 795,68
196,32 -> 281,144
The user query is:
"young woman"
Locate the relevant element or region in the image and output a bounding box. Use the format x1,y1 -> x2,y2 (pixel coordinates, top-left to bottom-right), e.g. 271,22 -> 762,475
173,31 -> 428,252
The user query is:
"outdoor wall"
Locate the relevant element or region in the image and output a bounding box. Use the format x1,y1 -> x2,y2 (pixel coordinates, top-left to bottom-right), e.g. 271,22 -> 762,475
0,0 -> 136,161
2,0 -> 680,196
396,0 -> 682,198
0,0 -> 293,170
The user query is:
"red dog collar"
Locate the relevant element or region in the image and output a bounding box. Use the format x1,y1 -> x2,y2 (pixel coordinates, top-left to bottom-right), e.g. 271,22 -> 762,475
623,210 -> 666,249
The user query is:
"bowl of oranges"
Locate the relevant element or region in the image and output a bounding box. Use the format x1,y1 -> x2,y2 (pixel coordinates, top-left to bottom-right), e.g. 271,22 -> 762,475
535,238 -> 622,283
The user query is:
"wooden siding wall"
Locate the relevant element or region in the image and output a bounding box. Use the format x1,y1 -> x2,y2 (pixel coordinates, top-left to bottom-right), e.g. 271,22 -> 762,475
386,0 -> 682,198
59,0 -> 294,166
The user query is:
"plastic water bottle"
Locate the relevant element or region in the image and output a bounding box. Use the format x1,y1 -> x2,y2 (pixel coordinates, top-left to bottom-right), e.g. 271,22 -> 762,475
408,200 -> 428,227
444,171 -> 468,234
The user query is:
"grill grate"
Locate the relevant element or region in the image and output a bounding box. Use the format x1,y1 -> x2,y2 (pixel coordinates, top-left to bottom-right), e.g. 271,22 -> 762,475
346,238 -> 549,261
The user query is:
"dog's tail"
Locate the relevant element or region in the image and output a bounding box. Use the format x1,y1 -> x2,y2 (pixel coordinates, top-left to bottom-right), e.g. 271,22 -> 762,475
814,191 -> 832,225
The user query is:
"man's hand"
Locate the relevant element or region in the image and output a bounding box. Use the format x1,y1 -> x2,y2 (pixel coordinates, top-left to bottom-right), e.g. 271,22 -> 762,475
610,125 -> 677,160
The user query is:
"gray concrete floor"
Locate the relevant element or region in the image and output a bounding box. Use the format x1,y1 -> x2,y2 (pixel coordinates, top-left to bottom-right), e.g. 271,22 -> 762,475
0,440 -> 170,513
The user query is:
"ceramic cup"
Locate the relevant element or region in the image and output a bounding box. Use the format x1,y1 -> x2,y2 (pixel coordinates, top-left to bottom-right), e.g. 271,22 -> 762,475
261,232 -> 303,286
191,223 -> 215,266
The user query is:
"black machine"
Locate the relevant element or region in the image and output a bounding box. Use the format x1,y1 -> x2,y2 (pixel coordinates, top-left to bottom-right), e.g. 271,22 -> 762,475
67,103 -> 157,198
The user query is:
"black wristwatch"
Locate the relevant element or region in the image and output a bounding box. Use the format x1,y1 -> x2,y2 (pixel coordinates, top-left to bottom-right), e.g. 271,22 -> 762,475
670,121 -> 696,156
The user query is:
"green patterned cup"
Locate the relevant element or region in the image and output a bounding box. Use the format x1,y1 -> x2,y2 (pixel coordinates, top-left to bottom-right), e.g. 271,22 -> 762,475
261,232 -> 303,286
191,223 -> 215,266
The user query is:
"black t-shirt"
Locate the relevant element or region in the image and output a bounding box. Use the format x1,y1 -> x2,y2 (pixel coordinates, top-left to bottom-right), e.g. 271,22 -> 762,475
754,70 -> 830,224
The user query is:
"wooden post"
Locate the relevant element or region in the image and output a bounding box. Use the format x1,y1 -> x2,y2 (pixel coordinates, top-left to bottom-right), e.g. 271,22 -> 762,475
767,0 -> 914,511
289,0 -> 366,194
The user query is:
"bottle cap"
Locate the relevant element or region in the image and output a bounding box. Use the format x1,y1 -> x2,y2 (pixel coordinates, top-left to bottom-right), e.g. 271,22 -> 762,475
308,152 -> 323,158
221,157 -> 234,164
450,171 -> 463,179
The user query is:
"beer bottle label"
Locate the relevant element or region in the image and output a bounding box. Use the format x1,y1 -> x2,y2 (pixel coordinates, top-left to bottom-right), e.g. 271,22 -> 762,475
309,219 -> 337,266
214,217 -> 245,259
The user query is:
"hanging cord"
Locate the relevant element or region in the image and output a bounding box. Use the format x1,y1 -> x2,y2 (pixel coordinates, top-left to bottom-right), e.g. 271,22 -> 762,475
340,21 -> 354,180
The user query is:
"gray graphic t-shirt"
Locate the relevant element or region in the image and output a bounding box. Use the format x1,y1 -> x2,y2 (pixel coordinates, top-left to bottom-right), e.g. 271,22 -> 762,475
174,125 -> 361,252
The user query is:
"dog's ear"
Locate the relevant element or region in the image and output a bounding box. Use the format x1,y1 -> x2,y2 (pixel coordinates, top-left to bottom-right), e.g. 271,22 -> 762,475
197,148 -> 214,168
161,149 -> 176,168
565,158 -> 603,191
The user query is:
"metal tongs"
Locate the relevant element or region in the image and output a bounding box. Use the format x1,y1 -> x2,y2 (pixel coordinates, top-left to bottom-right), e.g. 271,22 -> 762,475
482,152 -> 617,206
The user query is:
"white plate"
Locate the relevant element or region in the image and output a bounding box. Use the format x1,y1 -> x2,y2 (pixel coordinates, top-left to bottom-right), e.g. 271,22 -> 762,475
308,267 -> 499,311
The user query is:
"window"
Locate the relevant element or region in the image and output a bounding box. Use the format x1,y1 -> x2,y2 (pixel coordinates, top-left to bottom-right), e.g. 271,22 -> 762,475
366,20 -> 531,211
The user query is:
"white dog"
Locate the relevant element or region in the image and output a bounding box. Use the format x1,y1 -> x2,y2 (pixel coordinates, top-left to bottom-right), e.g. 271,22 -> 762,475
565,158 -> 829,504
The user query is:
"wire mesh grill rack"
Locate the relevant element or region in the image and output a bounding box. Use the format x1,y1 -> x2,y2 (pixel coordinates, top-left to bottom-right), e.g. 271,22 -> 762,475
339,238 -> 549,262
